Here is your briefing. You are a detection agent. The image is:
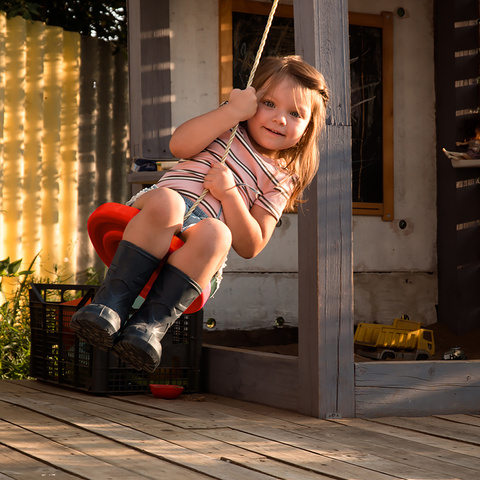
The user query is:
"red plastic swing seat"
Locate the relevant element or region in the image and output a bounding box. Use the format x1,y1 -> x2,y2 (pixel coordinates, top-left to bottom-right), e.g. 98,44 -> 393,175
87,202 -> 209,314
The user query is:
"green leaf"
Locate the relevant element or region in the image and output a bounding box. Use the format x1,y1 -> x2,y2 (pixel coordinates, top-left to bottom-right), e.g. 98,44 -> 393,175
18,269 -> 34,276
7,259 -> 22,276
0,257 -> 10,276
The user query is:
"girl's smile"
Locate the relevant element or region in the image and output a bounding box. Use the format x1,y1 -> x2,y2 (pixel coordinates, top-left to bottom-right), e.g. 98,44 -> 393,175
246,77 -> 312,158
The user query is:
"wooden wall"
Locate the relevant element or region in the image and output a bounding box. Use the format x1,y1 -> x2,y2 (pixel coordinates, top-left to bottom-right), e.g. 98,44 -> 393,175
127,0 -> 172,161
436,0 -> 480,335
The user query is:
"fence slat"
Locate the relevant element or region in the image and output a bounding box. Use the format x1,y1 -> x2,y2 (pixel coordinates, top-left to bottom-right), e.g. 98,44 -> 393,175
0,13 -> 7,256
94,41 -> 113,207
76,37 -> 99,278
3,16 -> 26,263
40,25 -> 64,277
111,50 -> 129,204
59,30 -> 80,279
23,20 -> 45,266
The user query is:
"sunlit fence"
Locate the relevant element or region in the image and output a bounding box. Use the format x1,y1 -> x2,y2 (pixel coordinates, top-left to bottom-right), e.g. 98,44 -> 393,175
0,13 -> 129,286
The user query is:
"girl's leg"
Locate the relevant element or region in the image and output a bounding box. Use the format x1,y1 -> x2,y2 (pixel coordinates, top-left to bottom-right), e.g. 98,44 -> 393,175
123,187 -> 186,259
70,187 -> 185,350
114,218 -> 232,372
70,240 -> 161,349
168,217 -> 232,289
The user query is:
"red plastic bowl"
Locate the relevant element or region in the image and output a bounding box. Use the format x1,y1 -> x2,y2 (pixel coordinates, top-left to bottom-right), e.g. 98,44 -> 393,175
149,384 -> 184,399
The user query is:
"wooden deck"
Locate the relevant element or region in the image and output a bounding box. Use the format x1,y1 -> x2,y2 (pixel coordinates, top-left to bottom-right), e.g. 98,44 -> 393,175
2,380 -> 480,479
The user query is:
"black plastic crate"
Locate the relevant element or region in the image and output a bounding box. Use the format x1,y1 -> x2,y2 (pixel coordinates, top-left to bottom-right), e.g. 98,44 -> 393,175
29,283 -> 203,394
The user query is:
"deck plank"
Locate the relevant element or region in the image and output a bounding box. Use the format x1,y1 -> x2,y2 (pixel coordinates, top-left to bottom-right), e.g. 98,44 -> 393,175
0,384 -> 415,479
221,415 -> 479,479
0,444 -> 79,480
371,416 -> 480,446
3,380 -> 480,479
0,401 -> 210,480
332,417 -> 480,460
434,414 -> 480,427
0,392 -> 276,480
48,396 -> 393,480
325,418 -> 480,474
0,420 -> 150,480
39,398 -> 331,480
1,392 -> 324,480
196,427 -> 404,480
120,389 -> 480,479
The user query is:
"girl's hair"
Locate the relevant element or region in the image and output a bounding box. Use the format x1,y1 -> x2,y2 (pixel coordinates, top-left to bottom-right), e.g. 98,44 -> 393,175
250,55 -> 329,211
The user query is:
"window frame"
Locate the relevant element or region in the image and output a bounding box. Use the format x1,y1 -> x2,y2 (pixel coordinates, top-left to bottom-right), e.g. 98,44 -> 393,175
219,1 -> 394,220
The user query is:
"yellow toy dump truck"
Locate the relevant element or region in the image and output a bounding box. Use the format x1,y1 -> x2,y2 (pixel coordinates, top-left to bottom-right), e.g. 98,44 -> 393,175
354,316 -> 435,360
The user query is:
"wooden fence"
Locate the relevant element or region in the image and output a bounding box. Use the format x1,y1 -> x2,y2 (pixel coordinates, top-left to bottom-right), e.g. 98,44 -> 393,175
0,14 -> 129,287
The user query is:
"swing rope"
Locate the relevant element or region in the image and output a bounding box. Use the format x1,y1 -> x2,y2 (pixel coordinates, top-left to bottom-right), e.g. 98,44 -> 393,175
183,0 -> 280,221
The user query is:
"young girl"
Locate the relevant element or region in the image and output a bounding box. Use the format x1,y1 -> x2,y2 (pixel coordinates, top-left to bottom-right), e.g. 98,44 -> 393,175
71,55 -> 329,373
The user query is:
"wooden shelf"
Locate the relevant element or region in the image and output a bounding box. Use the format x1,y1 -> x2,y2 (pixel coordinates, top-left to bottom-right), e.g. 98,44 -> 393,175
127,171 -> 165,185
450,158 -> 480,168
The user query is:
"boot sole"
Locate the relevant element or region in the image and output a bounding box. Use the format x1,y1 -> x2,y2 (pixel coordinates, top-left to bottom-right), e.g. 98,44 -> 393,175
113,336 -> 161,373
70,304 -> 121,350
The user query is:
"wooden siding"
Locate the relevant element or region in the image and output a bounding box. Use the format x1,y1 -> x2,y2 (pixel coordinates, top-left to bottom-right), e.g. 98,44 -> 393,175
0,14 -> 129,286
127,0 -> 172,161
436,0 -> 480,335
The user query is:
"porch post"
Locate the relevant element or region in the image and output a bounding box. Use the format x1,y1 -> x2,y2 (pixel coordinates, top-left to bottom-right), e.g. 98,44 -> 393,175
294,0 -> 355,418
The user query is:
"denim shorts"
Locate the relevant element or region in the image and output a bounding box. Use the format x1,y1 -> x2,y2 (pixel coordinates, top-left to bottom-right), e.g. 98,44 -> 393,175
126,185 -> 225,296
126,184 -> 208,232
181,196 -> 209,232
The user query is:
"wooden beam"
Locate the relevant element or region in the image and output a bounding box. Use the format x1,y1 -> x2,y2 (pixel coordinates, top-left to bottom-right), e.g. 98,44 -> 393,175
294,0 -> 355,418
355,360 -> 480,417
202,345 -> 298,411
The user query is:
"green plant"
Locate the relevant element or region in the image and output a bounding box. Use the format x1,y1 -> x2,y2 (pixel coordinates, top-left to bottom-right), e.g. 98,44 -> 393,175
0,255 -> 103,379
0,256 -> 36,379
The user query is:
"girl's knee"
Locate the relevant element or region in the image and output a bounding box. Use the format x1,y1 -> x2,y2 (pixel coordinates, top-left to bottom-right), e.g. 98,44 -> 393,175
202,218 -> 232,247
186,218 -> 232,253
135,187 -> 184,222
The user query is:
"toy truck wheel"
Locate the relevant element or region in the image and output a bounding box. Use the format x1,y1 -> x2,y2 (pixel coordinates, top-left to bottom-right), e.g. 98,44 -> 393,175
381,352 -> 395,360
416,353 -> 428,360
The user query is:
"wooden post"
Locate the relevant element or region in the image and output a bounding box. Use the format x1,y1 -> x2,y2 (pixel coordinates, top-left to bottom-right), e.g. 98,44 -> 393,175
294,0 -> 355,418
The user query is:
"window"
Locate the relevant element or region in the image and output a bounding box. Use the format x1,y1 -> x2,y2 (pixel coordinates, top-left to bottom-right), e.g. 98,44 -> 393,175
219,1 -> 394,220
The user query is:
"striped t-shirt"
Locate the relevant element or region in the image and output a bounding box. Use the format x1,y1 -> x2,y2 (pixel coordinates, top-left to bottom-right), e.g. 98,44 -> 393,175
158,125 -> 295,222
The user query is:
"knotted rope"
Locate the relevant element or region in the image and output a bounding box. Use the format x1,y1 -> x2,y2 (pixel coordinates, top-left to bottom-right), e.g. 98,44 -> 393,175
184,0 -> 280,221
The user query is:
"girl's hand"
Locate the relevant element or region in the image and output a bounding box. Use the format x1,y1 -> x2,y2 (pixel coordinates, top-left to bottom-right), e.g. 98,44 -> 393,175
170,86 -> 258,159
228,87 -> 258,122
204,162 -> 236,201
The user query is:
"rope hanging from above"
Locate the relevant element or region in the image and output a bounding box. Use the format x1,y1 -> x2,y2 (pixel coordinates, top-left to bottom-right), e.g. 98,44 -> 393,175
184,0 -> 280,221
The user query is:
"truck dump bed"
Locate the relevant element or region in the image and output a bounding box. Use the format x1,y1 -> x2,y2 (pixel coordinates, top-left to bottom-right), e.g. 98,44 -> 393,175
354,323 -> 420,349
354,318 -> 435,359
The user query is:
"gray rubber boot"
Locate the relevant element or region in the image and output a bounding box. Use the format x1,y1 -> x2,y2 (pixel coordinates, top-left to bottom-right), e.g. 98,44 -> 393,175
113,263 -> 202,373
70,240 -> 160,350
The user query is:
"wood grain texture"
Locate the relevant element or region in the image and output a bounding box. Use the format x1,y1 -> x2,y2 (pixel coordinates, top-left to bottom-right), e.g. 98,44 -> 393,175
355,360 -> 480,417
294,0 -> 354,418
2,380 -> 480,479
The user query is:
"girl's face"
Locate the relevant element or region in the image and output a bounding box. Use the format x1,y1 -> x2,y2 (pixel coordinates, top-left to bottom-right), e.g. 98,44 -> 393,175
247,77 -> 312,158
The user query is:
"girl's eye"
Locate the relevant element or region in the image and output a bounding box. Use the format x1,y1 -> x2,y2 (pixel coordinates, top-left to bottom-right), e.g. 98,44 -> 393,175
290,111 -> 301,118
264,100 -> 275,108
